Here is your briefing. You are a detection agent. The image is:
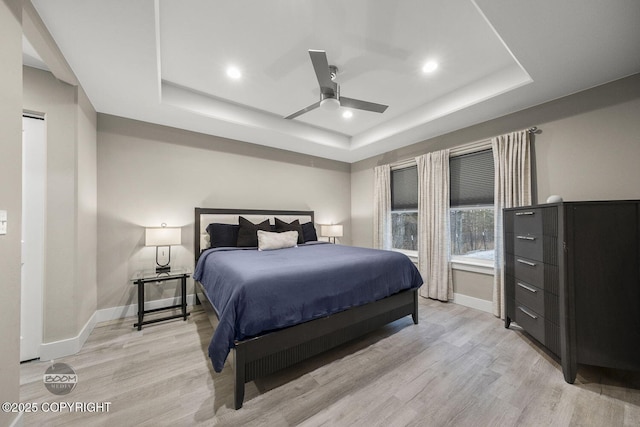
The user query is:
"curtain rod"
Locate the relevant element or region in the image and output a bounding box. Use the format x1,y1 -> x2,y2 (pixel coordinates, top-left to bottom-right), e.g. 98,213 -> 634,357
390,126 -> 539,169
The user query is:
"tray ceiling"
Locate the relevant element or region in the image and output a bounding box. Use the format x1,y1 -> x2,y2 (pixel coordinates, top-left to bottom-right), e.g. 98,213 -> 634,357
31,0 -> 640,162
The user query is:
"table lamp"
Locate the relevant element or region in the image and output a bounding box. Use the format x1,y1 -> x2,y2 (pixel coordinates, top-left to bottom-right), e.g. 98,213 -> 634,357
320,224 -> 343,244
145,224 -> 181,273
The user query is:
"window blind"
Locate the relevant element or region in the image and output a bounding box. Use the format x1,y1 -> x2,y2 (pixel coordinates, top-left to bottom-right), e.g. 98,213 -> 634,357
450,149 -> 494,207
391,166 -> 418,211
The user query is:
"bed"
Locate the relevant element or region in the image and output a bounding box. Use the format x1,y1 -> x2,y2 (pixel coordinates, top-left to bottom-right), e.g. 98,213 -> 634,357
193,208 -> 423,409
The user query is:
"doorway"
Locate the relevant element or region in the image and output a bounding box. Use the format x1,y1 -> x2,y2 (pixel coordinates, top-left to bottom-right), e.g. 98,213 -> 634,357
21,114 -> 45,362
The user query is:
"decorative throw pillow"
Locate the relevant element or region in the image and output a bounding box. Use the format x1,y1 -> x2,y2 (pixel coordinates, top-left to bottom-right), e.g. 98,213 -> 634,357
301,221 -> 318,242
237,216 -> 271,247
274,217 -> 305,244
206,223 -> 240,248
257,230 -> 298,251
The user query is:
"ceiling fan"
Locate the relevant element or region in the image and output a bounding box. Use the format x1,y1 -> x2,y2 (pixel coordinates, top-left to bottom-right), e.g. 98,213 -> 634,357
284,50 -> 389,120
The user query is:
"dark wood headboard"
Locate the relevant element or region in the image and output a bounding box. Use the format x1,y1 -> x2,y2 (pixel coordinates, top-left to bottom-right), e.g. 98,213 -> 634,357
194,208 -> 315,263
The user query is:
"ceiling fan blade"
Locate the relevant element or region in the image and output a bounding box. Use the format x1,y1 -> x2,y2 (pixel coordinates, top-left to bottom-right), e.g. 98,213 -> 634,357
284,101 -> 321,120
340,97 -> 388,113
309,50 -> 336,93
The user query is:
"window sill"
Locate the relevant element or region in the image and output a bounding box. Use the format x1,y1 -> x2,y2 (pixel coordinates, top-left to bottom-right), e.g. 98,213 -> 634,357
392,249 -> 418,264
393,250 -> 494,274
450,258 -> 495,276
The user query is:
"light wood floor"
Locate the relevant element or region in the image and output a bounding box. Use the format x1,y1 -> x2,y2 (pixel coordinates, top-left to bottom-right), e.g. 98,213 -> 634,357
20,298 -> 640,426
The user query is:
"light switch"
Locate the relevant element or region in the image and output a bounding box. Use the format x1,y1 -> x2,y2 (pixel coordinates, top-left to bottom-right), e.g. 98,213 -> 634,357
0,210 -> 7,235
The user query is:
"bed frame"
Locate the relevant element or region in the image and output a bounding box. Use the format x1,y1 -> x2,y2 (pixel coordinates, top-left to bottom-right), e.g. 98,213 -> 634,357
194,207 -> 419,409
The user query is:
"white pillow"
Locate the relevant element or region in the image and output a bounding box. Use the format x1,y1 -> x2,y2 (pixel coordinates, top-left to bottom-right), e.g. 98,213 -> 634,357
257,230 -> 298,251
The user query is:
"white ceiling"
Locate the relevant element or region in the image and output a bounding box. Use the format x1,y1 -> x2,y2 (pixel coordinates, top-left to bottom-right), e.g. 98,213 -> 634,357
30,0 -> 640,163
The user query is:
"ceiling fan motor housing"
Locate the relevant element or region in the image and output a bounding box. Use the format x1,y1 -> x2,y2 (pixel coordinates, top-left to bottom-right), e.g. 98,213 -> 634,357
320,84 -> 340,109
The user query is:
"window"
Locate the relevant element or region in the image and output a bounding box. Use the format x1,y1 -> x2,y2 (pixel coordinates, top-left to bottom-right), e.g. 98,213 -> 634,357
450,207 -> 495,259
391,166 -> 418,253
449,149 -> 495,262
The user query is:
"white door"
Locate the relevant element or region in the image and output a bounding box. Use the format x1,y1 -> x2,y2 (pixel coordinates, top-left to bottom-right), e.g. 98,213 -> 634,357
21,115 -> 46,362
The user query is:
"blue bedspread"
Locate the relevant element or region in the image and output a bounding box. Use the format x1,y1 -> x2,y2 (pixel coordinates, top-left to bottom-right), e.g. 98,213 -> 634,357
194,242 -> 423,372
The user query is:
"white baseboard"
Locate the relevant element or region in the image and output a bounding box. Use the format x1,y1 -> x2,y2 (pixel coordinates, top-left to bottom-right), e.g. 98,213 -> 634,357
453,293 -> 493,314
39,310 -> 97,361
38,294 -> 197,361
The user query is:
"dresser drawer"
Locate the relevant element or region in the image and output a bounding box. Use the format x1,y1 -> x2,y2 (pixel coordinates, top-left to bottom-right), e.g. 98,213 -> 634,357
514,234 -> 543,261
515,280 -> 544,315
514,257 -> 559,296
515,304 -> 545,344
515,304 -> 560,356
514,256 -> 544,288
513,208 -> 543,235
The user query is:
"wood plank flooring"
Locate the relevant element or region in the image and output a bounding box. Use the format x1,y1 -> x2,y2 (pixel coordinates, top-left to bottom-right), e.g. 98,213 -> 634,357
20,298 -> 640,426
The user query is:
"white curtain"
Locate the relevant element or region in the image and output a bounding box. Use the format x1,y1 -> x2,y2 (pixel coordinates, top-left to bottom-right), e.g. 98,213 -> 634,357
416,150 -> 452,301
373,164 -> 392,250
493,130 -> 532,318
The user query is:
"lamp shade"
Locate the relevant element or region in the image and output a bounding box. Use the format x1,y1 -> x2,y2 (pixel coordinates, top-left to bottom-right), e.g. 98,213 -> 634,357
320,224 -> 343,238
145,227 -> 181,246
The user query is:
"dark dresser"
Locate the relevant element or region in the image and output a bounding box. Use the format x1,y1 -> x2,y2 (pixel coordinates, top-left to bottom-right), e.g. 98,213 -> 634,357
504,200 -> 640,383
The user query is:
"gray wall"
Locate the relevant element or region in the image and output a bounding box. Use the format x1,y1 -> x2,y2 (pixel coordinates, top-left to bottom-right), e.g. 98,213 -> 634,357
97,115 -> 352,310
23,66 -> 98,343
351,74 -> 640,301
452,270 -> 493,301
76,85 -> 98,332
0,1 -> 23,425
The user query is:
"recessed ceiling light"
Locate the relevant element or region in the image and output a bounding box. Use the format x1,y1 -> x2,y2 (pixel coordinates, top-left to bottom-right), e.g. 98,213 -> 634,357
422,60 -> 438,74
342,110 -> 353,119
226,66 -> 242,80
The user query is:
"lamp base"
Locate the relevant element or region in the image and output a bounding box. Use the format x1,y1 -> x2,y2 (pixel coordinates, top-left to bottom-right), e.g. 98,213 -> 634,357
155,265 -> 171,273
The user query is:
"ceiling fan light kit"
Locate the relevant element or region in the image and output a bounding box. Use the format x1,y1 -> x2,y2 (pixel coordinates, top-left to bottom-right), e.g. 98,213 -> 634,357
320,97 -> 340,110
285,50 -> 388,120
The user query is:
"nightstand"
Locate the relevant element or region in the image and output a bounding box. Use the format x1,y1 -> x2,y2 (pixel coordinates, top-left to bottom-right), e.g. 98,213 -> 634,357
131,268 -> 190,330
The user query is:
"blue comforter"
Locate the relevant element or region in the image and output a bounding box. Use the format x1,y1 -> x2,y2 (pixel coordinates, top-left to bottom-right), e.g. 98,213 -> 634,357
194,242 -> 423,372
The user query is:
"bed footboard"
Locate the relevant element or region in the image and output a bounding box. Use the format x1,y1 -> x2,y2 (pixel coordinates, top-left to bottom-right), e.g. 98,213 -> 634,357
231,288 -> 418,409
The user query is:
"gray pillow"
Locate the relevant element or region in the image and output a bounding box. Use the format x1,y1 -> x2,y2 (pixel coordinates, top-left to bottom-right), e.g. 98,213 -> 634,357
275,217 -> 304,244
237,216 -> 271,247
206,223 -> 239,248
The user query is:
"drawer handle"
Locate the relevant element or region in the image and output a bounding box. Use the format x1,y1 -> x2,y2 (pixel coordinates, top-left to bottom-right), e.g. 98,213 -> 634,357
515,211 -> 535,216
517,259 -> 537,267
517,282 -> 537,293
516,235 -> 536,241
518,306 -> 538,320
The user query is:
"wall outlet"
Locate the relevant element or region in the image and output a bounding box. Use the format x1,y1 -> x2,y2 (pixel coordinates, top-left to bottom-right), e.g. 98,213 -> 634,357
0,210 -> 7,235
